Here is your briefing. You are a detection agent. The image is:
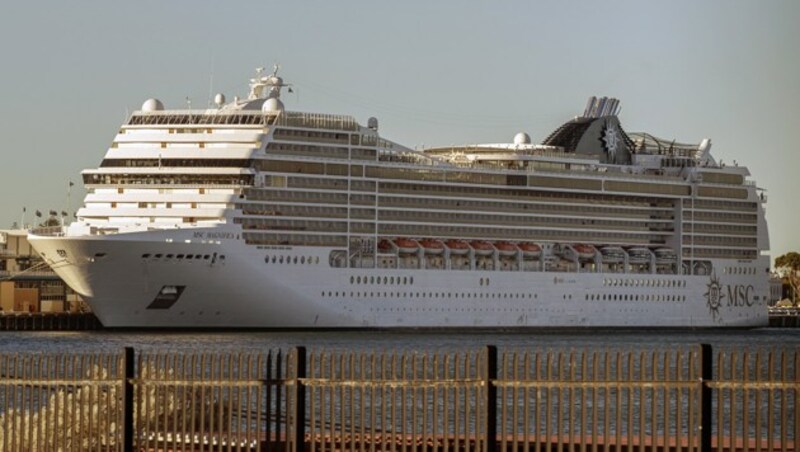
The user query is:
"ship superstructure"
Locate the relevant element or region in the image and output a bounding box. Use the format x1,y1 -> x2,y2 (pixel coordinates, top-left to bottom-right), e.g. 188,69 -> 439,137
29,68 -> 770,327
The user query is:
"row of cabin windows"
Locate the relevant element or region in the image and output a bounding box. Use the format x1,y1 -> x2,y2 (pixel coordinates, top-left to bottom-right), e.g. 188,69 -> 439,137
236,208 -> 670,232
681,236 -> 758,247
261,172 -> 673,209
140,253 -> 224,262
321,291 -> 538,300
604,278 -> 686,288
587,293 -> 686,302
723,266 -> 758,275
682,198 -> 758,212
350,275 -> 414,285
264,255 -> 320,265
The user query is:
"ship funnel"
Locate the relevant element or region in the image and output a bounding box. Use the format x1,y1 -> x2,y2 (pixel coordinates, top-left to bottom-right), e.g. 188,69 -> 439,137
582,96 -> 621,118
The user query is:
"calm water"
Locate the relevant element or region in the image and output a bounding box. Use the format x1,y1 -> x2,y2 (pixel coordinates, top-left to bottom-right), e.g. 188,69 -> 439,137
1,327 -> 798,353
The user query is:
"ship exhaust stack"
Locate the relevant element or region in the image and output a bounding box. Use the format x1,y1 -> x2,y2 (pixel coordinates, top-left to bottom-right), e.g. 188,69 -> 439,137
582,96 -> 620,118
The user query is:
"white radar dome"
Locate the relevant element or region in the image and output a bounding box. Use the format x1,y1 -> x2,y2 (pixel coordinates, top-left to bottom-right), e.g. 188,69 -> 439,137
513,132 -> 531,145
141,98 -> 165,112
367,117 -> 379,130
214,93 -> 226,107
262,97 -> 285,112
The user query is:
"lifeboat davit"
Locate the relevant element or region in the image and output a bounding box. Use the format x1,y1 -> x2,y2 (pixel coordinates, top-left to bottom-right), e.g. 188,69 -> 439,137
654,247 -> 678,263
494,241 -> 518,256
627,247 -> 651,263
445,239 -> 470,255
419,239 -> 445,254
519,242 -> 541,258
470,240 -> 494,256
573,244 -> 596,259
393,238 -> 419,254
600,246 -> 625,263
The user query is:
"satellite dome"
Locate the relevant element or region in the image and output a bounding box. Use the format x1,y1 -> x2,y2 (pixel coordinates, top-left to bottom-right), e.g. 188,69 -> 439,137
214,93 -> 226,107
262,97 -> 284,112
513,132 -> 531,145
141,98 -> 164,112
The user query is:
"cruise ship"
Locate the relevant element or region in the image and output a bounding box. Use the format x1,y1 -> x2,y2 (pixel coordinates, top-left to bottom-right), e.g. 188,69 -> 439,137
29,67 -> 770,328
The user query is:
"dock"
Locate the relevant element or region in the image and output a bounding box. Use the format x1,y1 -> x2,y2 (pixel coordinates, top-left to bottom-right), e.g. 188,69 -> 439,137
0,311 -> 101,330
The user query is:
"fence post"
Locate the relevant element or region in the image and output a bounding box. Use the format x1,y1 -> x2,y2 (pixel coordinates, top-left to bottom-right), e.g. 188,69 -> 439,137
699,343 -> 712,452
484,345 -> 497,452
294,346 -> 307,452
122,346 -> 135,452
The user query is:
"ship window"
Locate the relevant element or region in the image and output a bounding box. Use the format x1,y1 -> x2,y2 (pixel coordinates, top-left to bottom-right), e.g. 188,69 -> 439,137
142,254 -> 151,258
166,254 -> 174,259
279,256 -> 284,264
177,254 -> 184,259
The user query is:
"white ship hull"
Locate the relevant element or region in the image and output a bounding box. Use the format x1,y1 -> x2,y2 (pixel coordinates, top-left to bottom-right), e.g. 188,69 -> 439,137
30,228 -> 769,328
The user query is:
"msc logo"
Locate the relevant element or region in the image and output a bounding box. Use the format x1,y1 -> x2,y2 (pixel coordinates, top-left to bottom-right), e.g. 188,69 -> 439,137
704,272 -> 723,320
704,273 -> 756,321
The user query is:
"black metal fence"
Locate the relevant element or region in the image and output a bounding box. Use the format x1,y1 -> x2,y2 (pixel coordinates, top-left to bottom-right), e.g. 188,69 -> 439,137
0,345 -> 797,451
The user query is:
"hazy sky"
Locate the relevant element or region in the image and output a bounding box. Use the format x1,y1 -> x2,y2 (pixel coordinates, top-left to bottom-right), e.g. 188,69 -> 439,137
0,1 -> 798,260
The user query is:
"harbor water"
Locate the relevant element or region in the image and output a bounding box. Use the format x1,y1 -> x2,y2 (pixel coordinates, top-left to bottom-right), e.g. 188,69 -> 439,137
1,327 -> 799,353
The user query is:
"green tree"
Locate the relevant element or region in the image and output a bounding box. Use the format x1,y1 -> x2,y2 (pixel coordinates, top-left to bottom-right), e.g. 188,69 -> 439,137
775,252 -> 800,307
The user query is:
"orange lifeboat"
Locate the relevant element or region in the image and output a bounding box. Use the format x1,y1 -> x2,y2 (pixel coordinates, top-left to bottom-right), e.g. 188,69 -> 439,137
494,241 -> 518,256
419,239 -> 445,254
393,238 -> 419,254
445,239 -> 470,255
378,239 -> 393,252
519,242 -> 541,258
470,240 -> 494,256
573,244 -> 596,259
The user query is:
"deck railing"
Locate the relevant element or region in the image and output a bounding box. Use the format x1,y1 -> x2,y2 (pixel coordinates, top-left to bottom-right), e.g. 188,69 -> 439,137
0,344 -> 797,451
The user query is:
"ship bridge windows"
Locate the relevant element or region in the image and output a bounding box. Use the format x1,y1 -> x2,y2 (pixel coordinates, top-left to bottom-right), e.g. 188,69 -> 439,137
100,159 -> 252,168
84,173 -> 254,186
272,128 -> 350,145
128,112 -> 275,126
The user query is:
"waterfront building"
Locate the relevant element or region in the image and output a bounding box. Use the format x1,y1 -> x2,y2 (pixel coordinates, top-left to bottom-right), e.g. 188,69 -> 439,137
0,229 -> 84,312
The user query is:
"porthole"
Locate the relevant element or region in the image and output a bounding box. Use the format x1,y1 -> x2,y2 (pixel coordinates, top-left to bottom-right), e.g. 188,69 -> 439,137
350,276 -> 355,284
301,256 -> 306,264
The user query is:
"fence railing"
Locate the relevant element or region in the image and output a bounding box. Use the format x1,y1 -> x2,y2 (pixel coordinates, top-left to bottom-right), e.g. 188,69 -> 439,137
0,344 -> 797,451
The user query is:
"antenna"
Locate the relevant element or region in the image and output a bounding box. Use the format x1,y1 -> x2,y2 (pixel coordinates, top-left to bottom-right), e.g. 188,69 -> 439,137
207,73 -> 214,108
207,57 -> 215,108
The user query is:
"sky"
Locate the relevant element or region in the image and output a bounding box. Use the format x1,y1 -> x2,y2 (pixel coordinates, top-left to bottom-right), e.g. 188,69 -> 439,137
0,1 -> 798,261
